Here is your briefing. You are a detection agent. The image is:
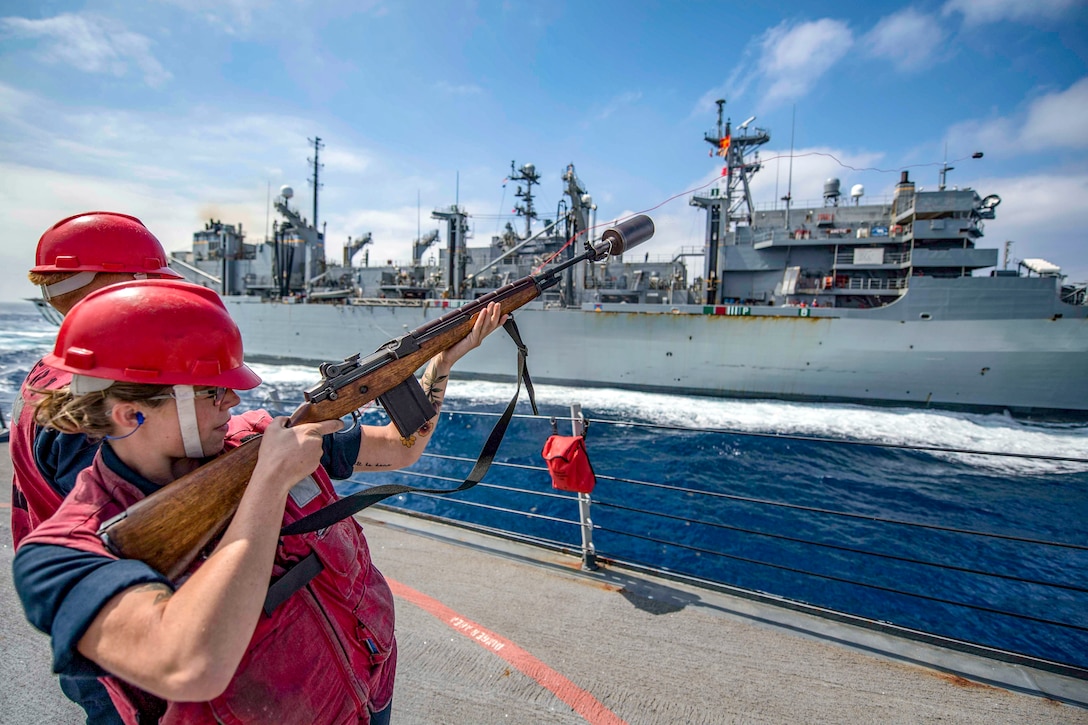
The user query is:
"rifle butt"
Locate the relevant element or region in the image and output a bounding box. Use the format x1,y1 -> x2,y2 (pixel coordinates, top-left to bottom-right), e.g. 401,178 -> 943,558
99,438 -> 262,580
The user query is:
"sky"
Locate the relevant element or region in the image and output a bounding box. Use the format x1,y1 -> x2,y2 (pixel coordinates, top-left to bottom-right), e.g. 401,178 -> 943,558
1,0 -> 1086,302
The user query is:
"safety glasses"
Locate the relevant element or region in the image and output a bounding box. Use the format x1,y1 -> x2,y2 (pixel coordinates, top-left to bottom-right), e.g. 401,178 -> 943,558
148,386 -> 231,406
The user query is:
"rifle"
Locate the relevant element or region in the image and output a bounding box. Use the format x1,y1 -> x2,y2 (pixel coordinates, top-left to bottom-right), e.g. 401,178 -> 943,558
98,215 -> 655,579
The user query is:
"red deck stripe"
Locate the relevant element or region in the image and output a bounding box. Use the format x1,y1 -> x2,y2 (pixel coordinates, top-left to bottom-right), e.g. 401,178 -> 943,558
388,577 -> 627,725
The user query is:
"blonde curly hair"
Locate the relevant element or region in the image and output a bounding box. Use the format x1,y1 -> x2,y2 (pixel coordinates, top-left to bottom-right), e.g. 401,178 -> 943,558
31,382 -> 174,440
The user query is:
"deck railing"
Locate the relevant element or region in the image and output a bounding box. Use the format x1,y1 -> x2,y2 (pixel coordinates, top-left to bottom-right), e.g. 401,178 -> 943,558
335,403 -> 1088,685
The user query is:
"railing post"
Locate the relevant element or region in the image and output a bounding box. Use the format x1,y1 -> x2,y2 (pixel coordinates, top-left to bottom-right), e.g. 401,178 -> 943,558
571,403 -> 598,571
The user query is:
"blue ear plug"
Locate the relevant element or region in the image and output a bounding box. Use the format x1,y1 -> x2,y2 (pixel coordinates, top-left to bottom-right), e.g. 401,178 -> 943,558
107,411 -> 145,440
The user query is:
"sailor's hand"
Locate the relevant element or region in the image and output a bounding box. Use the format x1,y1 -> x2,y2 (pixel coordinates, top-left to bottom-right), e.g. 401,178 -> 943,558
440,301 -> 507,368
253,417 -> 343,496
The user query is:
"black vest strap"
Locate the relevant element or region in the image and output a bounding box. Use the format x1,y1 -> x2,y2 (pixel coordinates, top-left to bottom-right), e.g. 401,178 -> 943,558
279,316 -> 537,538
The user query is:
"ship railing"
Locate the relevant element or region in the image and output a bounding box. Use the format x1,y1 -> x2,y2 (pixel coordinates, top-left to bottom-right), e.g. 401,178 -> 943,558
844,276 -> 909,291
26,298 -> 64,328
835,250 -> 911,266
346,297 -> 432,307
748,196 -> 896,212
1061,282 -> 1087,306
323,401 -> 1088,696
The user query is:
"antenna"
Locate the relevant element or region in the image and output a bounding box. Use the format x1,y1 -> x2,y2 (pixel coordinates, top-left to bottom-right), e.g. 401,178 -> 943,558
784,105 -> 795,230
308,136 -> 324,232
265,179 -> 271,242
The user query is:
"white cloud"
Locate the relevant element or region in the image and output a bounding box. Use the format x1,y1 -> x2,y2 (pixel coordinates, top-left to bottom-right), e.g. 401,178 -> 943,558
973,172 -> 1088,282
0,85 -> 427,300
0,13 -> 171,87
155,0 -> 388,38
0,162 -> 204,302
1021,78 -> 1088,150
589,91 -> 643,123
757,19 -> 854,106
942,0 -> 1081,25
155,0 -> 277,36
322,147 -> 374,175
862,9 -> 947,71
946,78 -> 1088,155
0,82 -> 34,116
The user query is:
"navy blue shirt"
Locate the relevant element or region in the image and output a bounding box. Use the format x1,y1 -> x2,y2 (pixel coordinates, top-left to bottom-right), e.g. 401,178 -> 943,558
14,422 -> 363,677
33,428 -> 99,497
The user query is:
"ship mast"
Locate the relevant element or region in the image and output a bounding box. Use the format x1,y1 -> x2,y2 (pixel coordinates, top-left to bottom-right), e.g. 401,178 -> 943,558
509,160 -> 540,238
308,136 -> 324,234
695,99 -> 770,304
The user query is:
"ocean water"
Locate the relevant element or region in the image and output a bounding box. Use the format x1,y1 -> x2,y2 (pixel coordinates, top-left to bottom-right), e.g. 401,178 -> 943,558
3,299 -> 1086,670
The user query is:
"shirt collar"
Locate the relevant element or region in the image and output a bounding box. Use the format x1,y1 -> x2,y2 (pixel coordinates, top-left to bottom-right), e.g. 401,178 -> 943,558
101,442 -> 163,497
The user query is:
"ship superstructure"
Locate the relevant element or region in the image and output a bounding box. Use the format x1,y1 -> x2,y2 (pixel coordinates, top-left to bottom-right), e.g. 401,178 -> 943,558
155,114 -> 1088,417
172,160 -> 689,309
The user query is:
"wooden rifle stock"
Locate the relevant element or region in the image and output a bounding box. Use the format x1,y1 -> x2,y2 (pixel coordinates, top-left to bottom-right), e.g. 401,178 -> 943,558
99,278 -> 543,579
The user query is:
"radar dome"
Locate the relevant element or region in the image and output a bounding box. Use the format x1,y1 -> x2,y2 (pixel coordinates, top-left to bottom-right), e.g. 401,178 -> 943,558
851,184 -> 865,199
280,185 -> 294,199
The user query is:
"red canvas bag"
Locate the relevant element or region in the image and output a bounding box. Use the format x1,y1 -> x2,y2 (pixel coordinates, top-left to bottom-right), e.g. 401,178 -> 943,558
542,434 -> 597,494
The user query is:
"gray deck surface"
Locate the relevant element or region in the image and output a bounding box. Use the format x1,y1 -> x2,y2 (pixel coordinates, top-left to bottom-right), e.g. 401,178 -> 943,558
1,441 -> 1085,724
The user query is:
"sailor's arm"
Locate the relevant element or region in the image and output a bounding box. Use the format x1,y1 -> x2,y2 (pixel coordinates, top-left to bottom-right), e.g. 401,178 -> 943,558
352,301 -> 507,472
73,417 -> 340,701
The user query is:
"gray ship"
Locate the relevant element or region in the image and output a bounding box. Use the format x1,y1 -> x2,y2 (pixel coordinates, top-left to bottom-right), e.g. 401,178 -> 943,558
159,110 -> 1088,417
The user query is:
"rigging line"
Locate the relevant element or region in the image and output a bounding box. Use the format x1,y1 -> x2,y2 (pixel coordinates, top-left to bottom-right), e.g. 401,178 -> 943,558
400,490 -> 576,527
370,450 -> 1087,554
758,149 -> 986,177
581,415 -> 1088,464
595,498 -> 1088,594
495,180 -> 508,237
367,463 -> 572,501
439,408 -> 1088,465
595,473 -> 1088,551
392,451 -> 1087,553
376,505 -> 572,552
591,525 -> 1088,635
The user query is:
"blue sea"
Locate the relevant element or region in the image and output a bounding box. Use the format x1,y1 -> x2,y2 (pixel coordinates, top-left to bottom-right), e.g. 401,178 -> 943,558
3,299 -> 1086,671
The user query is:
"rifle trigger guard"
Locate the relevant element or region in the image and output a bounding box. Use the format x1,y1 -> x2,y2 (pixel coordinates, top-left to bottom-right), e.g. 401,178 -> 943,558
341,410 -> 361,434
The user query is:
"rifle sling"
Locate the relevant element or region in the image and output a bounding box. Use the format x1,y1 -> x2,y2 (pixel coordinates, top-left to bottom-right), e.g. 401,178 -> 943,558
264,551 -> 324,616
265,318 -> 537,612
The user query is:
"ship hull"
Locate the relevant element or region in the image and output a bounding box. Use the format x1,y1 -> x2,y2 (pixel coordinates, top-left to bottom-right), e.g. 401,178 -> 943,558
224,292 -> 1088,417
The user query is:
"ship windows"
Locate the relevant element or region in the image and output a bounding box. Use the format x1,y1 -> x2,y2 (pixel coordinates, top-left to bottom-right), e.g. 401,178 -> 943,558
919,313 -> 932,320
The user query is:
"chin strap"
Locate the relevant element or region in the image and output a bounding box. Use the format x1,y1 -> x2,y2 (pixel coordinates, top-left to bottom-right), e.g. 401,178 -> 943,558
173,385 -> 205,458
41,271 -> 98,301
42,271 -> 149,301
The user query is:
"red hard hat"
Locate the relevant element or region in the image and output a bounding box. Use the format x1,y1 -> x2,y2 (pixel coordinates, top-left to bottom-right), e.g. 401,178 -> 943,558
44,279 -> 261,390
31,211 -> 182,277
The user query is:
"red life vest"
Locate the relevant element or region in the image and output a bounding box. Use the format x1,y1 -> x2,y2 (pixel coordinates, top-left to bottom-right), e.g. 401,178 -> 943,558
23,410 -> 396,724
9,359 -> 69,547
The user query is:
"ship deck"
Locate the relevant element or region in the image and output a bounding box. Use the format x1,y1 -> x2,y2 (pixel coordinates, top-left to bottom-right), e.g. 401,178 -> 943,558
1,441 -> 1084,724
